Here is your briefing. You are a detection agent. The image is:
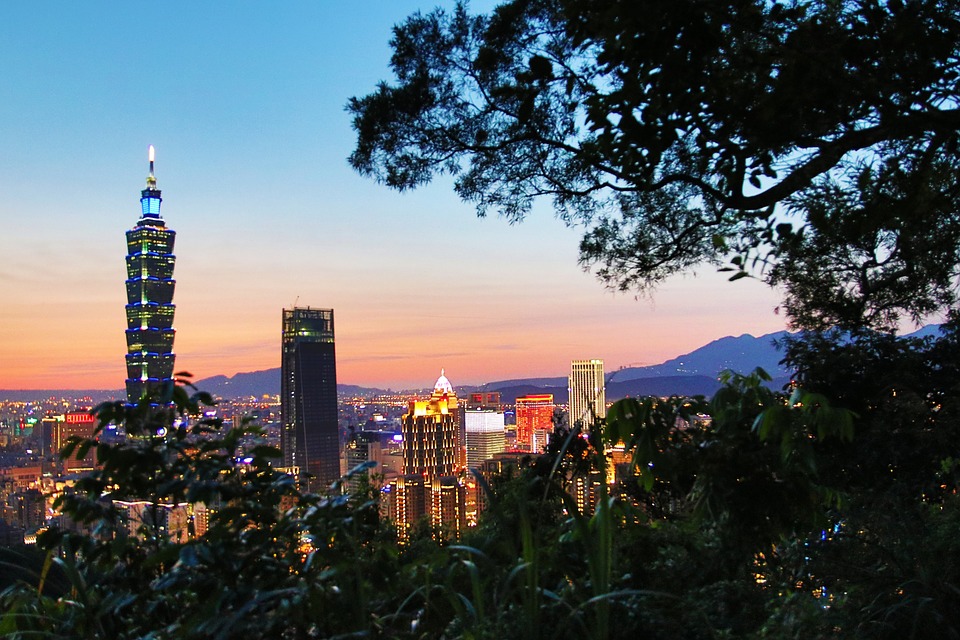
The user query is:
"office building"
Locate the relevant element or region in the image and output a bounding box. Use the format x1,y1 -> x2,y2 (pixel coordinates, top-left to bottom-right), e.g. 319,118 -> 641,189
569,359 -> 606,429
401,370 -> 459,479
462,405 -> 504,529
385,474 -> 427,538
56,412 -> 98,473
460,392 -> 500,466
431,476 -> 466,539
281,307 -> 339,492
515,393 -> 555,452
39,416 -> 59,457
124,146 -> 176,403
344,430 -> 384,493
463,409 -> 504,471
395,371 -> 465,539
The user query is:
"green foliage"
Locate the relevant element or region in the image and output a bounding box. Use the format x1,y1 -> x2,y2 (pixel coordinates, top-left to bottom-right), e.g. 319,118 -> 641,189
771,324 -> 960,638
349,0 -> 960,330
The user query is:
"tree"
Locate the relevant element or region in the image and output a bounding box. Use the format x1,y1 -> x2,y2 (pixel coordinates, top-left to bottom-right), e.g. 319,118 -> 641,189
772,322 -> 960,638
349,0 -> 960,330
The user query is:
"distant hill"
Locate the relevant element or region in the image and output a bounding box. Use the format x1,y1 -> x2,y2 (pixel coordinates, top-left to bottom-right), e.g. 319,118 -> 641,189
478,376 -> 567,389
192,369 -> 279,399
903,324 -> 945,340
612,331 -> 794,381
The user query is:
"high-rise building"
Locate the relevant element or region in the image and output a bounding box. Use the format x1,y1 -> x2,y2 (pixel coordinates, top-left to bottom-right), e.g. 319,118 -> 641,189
39,416 -> 59,457
569,359 -> 606,429
385,474 -> 427,538
462,406 -> 504,529
281,307 -> 339,492
463,409 -> 504,470
431,476 -> 466,539
56,412 -> 98,473
395,371 -> 465,539
124,145 -> 176,403
460,392 -> 500,466
401,371 -> 459,479
515,393 -> 555,452
344,430 -> 383,493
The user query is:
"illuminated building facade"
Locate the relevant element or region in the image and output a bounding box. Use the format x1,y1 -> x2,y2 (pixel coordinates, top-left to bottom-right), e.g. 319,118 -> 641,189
395,371 -> 465,539
464,409 -> 504,470
465,392 -> 502,408
125,146 -> 177,403
431,476 -> 466,539
572,470 -> 605,514
281,307 -> 339,492
386,474 -> 427,537
569,359 -> 606,429
462,407 -> 504,528
401,371 -> 459,479
515,394 -> 554,452
461,392 -> 501,458
57,412 -> 98,473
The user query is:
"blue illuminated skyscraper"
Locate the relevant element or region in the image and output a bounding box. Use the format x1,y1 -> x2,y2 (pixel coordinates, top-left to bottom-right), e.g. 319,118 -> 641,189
124,146 -> 177,403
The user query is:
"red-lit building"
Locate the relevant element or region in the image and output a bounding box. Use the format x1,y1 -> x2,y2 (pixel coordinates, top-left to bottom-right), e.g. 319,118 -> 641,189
515,394 -> 554,453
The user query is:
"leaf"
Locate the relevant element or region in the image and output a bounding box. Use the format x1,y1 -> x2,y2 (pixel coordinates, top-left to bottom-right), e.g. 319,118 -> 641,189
75,440 -> 93,462
605,397 -> 644,446
752,404 -> 786,441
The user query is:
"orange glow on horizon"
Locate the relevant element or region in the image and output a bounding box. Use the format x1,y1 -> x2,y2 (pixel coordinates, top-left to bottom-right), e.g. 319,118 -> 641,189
1,308 -> 790,391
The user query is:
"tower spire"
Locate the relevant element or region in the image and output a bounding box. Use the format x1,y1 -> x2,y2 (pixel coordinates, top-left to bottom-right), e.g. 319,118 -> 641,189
146,144 -> 157,190
140,145 -> 162,218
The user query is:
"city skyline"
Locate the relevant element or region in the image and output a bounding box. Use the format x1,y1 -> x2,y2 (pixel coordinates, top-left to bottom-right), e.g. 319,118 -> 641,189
0,3 -> 795,391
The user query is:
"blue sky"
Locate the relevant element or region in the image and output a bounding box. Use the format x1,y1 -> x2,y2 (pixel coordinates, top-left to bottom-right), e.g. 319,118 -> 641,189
0,2 -> 789,390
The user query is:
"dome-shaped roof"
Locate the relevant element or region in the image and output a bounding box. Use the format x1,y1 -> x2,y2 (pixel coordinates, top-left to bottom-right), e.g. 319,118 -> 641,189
434,368 -> 453,394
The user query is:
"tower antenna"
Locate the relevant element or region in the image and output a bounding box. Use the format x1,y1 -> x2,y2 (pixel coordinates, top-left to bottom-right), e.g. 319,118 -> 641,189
146,145 -> 157,189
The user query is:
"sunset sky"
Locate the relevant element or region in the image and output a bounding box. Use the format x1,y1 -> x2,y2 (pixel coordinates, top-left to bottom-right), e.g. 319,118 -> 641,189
0,2 -> 791,391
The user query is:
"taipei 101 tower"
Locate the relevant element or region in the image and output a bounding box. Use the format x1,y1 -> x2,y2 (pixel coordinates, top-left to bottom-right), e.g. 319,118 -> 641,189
124,145 -> 177,403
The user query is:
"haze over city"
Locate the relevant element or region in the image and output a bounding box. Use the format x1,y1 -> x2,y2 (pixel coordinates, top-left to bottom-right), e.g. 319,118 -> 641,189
0,2 -> 791,391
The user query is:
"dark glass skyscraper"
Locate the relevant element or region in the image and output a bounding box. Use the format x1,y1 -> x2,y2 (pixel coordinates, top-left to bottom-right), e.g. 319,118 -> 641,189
124,146 -> 176,403
281,307 -> 339,491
